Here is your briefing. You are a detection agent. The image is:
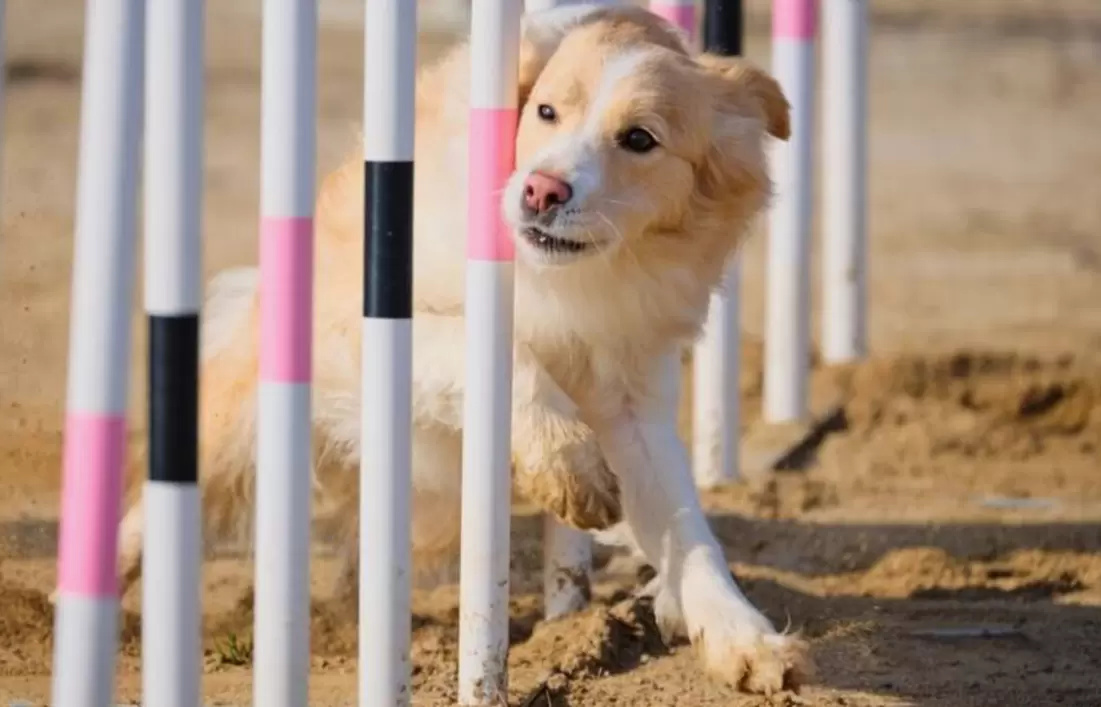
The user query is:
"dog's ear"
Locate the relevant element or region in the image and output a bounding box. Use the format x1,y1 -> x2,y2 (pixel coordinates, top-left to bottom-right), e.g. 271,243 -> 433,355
517,5 -> 600,108
696,54 -> 791,141
689,55 -> 791,219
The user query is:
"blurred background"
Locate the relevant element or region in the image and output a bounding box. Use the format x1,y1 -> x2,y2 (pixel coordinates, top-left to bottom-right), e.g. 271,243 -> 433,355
1,1 -> 1100,705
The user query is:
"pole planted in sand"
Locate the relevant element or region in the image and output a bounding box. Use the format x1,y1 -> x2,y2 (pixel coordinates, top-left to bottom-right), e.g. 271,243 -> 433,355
361,0 -> 418,705
765,0 -> 816,424
459,0 -> 523,702
142,0 -> 205,704
691,0 -> 745,488
51,1 -> 144,705
253,1 -> 317,706
822,0 -> 868,363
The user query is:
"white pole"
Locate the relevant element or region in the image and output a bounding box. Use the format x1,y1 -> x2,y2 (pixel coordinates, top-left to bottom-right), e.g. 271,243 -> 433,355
765,0 -> 815,424
691,0 -> 744,488
648,0 -> 697,42
0,0 -> 6,250
542,517 -> 592,619
458,0 -> 522,702
50,1 -> 144,705
822,0 -> 867,363
542,518 -> 592,620
142,0 -> 204,705
524,0 -> 585,10
254,1 -> 317,706
361,0 -> 417,705
520,0 -> 599,625
692,264 -> 740,486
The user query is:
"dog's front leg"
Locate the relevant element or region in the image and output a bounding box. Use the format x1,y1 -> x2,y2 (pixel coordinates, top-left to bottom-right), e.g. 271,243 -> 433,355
410,316 -> 620,530
334,314 -> 621,592
592,363 -> 807,694
510,347 -> 621,531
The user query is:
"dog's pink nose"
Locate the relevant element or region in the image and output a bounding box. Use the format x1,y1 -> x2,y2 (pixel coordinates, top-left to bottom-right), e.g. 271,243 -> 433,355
523,171 -> 572,214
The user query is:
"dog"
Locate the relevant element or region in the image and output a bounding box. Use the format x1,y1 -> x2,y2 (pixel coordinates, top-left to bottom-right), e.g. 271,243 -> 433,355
109,3 -> 804,694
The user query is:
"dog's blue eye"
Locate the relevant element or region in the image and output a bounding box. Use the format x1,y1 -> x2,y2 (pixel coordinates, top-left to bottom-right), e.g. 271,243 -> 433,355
619,127 -> 658,154
537,104 -> 557,122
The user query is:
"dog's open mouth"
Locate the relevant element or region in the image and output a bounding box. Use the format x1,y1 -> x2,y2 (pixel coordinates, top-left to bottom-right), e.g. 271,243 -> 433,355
521,227 -> 590,254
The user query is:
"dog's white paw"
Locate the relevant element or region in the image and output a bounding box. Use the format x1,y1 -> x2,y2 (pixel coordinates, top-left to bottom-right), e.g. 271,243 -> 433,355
689,609 -> 808,695
47,588 -> 59,605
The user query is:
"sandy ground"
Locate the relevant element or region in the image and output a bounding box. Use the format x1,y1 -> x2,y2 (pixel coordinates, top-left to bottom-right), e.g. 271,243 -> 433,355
3,0 -> 1101,705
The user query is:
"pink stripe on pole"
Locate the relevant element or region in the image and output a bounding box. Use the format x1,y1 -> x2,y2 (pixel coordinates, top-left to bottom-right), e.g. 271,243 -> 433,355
649,4 -> 696,35
774,0 -> 817,40
468,108 -> 518,261
57,413 -> 127,597
260,216 -> 314,382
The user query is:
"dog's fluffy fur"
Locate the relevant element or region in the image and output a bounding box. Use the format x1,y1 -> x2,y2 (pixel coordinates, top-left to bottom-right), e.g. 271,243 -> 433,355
114,4 -> 805,693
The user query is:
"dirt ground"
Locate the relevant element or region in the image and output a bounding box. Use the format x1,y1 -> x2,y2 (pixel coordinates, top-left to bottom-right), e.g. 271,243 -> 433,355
3,0 -> 1101,705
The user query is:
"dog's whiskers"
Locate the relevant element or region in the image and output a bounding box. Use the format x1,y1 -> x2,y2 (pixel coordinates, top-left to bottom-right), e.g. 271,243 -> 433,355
595,210 -> 644,271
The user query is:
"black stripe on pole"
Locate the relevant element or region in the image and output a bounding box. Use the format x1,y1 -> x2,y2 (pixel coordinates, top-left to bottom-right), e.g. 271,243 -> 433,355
363,160 -> 414,319
703,0 -> 743,56
148,314 -> 199,484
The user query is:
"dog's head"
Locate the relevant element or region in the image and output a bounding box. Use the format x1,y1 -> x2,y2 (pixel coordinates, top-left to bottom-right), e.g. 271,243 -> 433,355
503,5 -> 790,274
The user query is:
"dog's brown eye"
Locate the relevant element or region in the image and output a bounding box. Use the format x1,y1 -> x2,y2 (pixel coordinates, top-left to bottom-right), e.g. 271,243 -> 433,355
619,127 -> 658,154
537,104 -> 557,122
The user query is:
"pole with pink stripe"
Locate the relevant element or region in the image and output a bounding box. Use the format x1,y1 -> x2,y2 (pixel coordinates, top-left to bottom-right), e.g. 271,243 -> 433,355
822,0 -> 867,363
765,0 -> 815,424
254,1 -> 316,706
0,0 -> 6,244
521,0 -> 620,624
458,0 -> 522,703
50,1 -> 144,705
649,0 -> 697,42
361,0 -> 417,706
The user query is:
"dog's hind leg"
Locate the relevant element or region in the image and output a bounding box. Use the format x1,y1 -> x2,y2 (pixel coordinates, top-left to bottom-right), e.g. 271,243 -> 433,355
326,421 -> 464,602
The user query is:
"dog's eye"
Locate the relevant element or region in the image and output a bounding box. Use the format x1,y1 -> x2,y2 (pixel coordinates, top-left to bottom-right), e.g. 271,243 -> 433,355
537,104 -> 557,123
618,127 -> 658,154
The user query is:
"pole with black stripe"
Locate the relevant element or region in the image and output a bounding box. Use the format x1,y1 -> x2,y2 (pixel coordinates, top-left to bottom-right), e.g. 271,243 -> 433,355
361,1 -> 416,705
142,0 -> 203,704
692,0 -> 744,488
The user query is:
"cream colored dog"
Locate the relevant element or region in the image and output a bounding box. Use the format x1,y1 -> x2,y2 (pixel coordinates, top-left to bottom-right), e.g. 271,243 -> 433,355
112,3 -> 805,694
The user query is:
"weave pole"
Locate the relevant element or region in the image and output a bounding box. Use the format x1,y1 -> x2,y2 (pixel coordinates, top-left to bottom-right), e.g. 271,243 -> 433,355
764,0 -> 815,423
50,1 -> 144,705
458,0 -> 522,702
361,0 -> 417,705
542,516 -> 592,619
142,0 -> 204,704
0,0 -> 6,243
524,0 -> 595,11
649,0 -> 697,44
822,0 -> 867,363
690,0 -> 744,489
521,0 -> 607,623
254,1 -> 317,706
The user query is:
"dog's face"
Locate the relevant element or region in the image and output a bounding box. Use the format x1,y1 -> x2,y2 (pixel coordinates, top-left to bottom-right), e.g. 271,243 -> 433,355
502,7 -> 790,270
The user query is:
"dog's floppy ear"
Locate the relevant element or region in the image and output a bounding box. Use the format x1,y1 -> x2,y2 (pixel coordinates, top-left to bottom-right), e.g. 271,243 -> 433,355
690,55 -> 791,219
696,54 -> 791,141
